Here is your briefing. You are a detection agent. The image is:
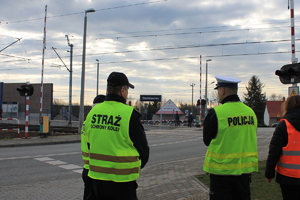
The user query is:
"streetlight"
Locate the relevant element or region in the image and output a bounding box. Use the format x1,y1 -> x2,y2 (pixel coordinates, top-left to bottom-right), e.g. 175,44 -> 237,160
96,59 -> 99,96
79,8 -> 95,133
190,83 -> 195,115
205,59 -> 212,116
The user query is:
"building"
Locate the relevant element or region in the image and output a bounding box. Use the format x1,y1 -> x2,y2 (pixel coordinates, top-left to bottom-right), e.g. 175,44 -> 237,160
153,99 -> 184,121
263,101 -> 283,126
0,82 -> 53,120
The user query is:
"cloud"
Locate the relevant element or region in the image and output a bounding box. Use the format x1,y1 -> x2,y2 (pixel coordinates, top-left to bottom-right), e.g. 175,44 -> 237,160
1,0 -> 299,106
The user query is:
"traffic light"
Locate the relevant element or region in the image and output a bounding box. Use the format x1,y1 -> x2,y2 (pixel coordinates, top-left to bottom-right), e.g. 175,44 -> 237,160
275,63 -> 300,84
16,84 -> 34,96
196,99 -> 207,106
16,85 -> 26,96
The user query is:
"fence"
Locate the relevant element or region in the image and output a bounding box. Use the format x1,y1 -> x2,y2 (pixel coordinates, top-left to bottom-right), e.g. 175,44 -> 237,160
0,118 -> 20,138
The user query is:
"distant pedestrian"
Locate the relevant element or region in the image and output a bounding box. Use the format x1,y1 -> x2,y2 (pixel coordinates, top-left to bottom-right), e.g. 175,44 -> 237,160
203,75 -> 258,200
175,111 -> 180,126
188,113 -> 193,127
265,95 -> 300,200
81,94 -> 106,200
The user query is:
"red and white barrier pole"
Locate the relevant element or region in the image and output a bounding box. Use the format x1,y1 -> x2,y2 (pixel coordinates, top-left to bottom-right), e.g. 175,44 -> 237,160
199,55 -> 202,126
24,96 -> 30,139
0,118 -> 20,138
290,0 -> 297,64
39,5 -> 47,132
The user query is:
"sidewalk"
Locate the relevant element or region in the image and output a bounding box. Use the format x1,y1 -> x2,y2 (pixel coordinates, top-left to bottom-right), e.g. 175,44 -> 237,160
0,134 -> 80,148
0,126 -> 269,200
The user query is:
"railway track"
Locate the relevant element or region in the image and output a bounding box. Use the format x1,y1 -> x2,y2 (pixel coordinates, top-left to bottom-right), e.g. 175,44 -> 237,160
0,123 -> 78,133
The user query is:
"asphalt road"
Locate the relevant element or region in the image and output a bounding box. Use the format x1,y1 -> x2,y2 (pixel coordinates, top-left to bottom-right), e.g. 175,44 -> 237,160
0,127 -> 274,199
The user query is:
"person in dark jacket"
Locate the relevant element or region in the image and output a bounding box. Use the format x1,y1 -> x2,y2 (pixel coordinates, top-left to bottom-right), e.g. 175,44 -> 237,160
265,95 -> 300,200
175,111 -> 180,126
84,72 -> 149,200
188,113 -> 193,127
203,75 -> 258,200
81,94 -> 106,200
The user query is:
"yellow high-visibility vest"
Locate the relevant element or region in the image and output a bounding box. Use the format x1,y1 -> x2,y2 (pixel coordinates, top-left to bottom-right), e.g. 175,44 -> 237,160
85,101 -> 141,182
81,123 -> 90,169
203,102 -> 258,175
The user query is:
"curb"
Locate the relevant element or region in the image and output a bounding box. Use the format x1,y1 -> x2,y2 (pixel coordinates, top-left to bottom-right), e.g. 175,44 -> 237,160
0,139 -> 81,148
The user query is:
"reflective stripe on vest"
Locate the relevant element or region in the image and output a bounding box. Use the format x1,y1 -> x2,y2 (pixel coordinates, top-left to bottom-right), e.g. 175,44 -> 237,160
85,101 -> 141,182
82,151 -> 89,166
81,126 -> 90,170
276,119 -> 300,178
89,165 -> 139,175
89,153 -> 139,163
203,102 -> 258,175
206,151 -> 258,160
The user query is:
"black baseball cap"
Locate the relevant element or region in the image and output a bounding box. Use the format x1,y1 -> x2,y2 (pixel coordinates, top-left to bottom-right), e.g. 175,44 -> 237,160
107,72 -> 135,89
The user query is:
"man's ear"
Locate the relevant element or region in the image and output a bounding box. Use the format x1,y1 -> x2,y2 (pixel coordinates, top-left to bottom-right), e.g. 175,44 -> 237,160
221,87 -> 226,95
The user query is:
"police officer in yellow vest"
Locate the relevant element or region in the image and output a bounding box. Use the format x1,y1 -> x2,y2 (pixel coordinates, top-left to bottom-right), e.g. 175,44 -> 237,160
203,75 -> 258,200
81,94 -> 106,200
84,72 -> 149,200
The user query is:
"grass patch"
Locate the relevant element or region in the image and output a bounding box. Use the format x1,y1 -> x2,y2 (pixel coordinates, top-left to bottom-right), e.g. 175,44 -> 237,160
196,161 -> 282,200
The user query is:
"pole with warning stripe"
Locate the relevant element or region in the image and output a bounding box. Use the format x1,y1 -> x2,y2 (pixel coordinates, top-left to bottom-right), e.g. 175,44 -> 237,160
39,5 -> 47,134
24,95 -> 30,139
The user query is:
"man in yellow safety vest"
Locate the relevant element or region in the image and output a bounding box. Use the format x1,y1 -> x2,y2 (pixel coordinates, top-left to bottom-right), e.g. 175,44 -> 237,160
203,75 -> 258,200
83,72 -> 149,200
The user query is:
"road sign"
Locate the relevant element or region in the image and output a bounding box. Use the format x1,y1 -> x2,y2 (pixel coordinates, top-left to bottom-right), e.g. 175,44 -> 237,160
140,95 -> 162,102
288,86 -> 299,96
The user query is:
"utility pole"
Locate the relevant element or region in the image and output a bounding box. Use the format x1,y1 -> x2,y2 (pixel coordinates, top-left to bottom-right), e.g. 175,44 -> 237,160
66,35 -> 73,125
190,83 -> 195,115
96,59 -> 99,95
51,42 -> 73,125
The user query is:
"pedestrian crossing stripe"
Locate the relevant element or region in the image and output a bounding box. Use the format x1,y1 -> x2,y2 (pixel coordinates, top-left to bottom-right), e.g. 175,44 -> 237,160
34,157 -> 82,174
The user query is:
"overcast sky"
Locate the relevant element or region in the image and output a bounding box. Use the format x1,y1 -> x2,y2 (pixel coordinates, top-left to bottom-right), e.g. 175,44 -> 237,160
1,0 -> 300,106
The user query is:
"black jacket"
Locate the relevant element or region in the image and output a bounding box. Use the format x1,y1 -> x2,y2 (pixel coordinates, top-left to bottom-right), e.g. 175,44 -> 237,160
105,94 -> 149,168
188,114 -> 193,122
265,107 -> 300,185
203,94 -> 240,146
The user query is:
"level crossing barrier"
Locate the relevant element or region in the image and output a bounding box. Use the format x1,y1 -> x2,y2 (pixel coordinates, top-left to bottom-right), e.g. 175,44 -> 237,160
0,118 -> 21,138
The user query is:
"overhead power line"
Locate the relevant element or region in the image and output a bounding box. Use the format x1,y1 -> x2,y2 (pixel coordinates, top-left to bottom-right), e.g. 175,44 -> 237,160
0,0 -> 168,24
96,26 -> 290,40
83,38 -> 299,57
0,53 -> 31,62
94,50 -> 299,65
0,37 -> 296,65
1,50 -> 298,71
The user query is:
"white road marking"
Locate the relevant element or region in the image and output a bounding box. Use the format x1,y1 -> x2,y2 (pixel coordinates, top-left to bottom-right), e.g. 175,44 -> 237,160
73,169 -> 83,174
0,152 -> 80,161
34,157 -> 54,161
150,138 -> 201,147
32,156 -> 82,174
46,160 -> 67,165
59,164 -> 82,170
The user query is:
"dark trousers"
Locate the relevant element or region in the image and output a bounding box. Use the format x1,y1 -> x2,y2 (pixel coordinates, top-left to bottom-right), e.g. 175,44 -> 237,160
82,168 -> 94,200
209,174 -> 251,200
92,179 -> 138,200
280,184 -> 300,200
